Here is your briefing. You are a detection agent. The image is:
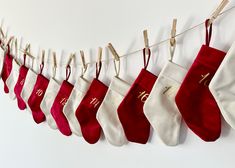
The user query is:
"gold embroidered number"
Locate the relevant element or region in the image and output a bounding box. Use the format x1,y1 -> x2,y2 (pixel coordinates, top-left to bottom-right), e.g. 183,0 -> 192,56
163,86 -> 172,95
199,73 -> 210,86
90,98 -> 100,108
36,89 -> 43,96
60,98 -> 68,106
20,79 -> 25,85
138,91 -> 149,103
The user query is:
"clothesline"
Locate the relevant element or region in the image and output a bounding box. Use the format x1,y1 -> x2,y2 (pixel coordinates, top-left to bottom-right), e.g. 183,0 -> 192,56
14,5 -> 235,67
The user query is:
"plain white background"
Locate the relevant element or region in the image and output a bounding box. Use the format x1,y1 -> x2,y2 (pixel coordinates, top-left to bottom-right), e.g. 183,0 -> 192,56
0,0 -> 235,168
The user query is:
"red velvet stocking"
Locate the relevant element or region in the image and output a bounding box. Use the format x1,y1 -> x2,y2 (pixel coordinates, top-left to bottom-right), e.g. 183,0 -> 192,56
175,20 -> 226,141
75,62 -> 108,144
1,46 -> 13,93
50,65 -> 73,136
117,49 -> 157,144
14,64 -> 29,110
27,63 -> 49,124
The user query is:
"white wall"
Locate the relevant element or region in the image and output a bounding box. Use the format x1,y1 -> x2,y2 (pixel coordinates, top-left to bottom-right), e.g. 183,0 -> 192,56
0,0 -> 235,168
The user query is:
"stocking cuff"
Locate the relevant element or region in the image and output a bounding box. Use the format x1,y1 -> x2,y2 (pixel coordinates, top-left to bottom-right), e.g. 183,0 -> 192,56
109,77 -> 130,97
196,45 -> 226,69
74,77 -> 90,93
160,62 -> 187,84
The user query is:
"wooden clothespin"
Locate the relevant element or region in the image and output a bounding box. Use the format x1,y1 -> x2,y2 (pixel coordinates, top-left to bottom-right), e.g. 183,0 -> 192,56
108,43 -> 121,77
143,29 -> 151,56
208,0 -> 229,26
108,43 -> 120,61
51,51 -> 57,78
170,19 -> 177,46
52,51 -> 57,68
98,47 -> 102,63
6,36 -> 14,46
15,38 -> 18,57
20,44 -> 35,59
0,27 -> 4,39
41,49 -> 45,64
169,19 -> 177,62
67,53 -> 75,66
80,50 -> 87,69
143,30 -> 149,49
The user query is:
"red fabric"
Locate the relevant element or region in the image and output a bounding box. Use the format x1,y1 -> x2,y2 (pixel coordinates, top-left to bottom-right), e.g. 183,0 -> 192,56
14,65 -> 29,110
175,20 -> 226,142
50,80 -> 73,136
118,69 -> 157,144
75,79 -> 108,144
175,45 -> 225,141
27,74 -> 49,124
1,47 -> 13,93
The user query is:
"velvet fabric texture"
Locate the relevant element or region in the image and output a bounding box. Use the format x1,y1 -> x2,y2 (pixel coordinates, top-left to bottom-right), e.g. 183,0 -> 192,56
75,78 -> 108,144
175,20 -> 226,142
96,77 -> 130,146
63,77 -> 90,136
14,65 -> 29,110
117,49 -> 157,144
20,69 -> 37,112
209,41 -> 235,129
28,74 -> 49,124
144,62 -> 187,146
40,78 -> 60,130
50,80 -> 74,136
6,59 -> 20,100
1,47 -> 13,93
118,69 -> 157,144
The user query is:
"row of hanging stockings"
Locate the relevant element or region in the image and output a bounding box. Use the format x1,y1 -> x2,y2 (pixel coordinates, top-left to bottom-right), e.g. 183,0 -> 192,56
1,19 -> 235,146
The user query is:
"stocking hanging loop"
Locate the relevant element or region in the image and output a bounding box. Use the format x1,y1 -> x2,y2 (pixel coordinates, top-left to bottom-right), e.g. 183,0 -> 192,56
142,30 -> 151,69
39,50 -> 45,74
65,53 -> 75,81
52,51 -> 57,78
14,38 -> 18,59
205,19 -> 213,46
80,50 -> 88,77
113,60 -> 120,77
143,48 -> 151,69
5,36 -> 14,55
23,44 -> 30,66
96,47 -> 103,79
66,65 -> 71,81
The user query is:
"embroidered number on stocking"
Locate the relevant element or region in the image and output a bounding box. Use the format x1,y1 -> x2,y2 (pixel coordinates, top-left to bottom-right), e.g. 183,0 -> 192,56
36,89 -> 43,97
20,79 -> 25,85
138,91 -> 149,103
199,73 -> 210,86
90,98 -> 100,108
60,98 -> 68,106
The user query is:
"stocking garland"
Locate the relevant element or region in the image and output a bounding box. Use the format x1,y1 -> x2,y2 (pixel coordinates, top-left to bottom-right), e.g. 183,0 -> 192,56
1,16 -> 235,146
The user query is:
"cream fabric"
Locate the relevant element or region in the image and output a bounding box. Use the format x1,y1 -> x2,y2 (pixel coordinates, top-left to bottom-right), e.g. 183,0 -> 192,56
40,78 -> 60,130
63,77 -> 90,136
0,48 -> 5,78
20,69 -> 37,112
144,62 -> 187,146
96,77 -> 130,146
6,59 -> 20,99
209,42 -> 235,129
